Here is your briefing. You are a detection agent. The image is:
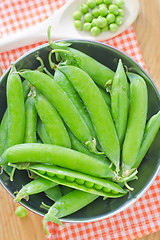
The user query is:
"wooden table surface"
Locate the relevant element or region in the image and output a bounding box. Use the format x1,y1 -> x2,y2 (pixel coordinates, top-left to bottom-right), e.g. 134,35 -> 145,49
0,0 -> 160,239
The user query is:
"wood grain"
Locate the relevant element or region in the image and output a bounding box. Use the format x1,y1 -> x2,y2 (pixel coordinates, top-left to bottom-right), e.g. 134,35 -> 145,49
0,0 -> 159,239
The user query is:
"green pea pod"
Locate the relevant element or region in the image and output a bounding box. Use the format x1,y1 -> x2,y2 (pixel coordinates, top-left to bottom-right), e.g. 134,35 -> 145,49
6,65 -> 25,148
20,70 -> 96,152
27,164 -> 127,197
35,93 -> 71,148
0,110 -> 8,156
45,186 -> 62,202
0,143 -> 116,179
48,35 -> 114,88
54,68 -> 97,140
58,65 -> 120,171
43,190 -> 98,234
122,72 -> 148,177
15,177 -> 57,202
111,59 -> 130,146
98,87 -> 111,107
24,96 -> 37,143
37,118 -> 52,144
133,110 -> 160,169
0,79 -> 30,176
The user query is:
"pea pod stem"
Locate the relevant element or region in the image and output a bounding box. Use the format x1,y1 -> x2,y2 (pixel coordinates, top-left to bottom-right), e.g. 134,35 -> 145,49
43,190 -> 98,235
14,177 -> 57,202
122,72 -> 148,177
48,30 -> 114,89
58,65 -> 120,171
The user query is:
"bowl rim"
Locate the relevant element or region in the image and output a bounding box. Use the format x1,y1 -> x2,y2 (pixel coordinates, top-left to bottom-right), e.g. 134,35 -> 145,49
0,39 -> 160,223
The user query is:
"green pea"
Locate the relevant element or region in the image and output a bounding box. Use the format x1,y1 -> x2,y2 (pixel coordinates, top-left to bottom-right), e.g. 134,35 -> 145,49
91,26 -> 101,36
115,0 -> 124,8
109,23 -> 118,32
46,172 -> 55,177
118,8 -> 124,16
91,18 -> 97,27
83,22 -> 92,31
102,24 -> 109,32
56,174 -> 65,179
74,20 -> 83,31
80,3 -> 89,14
111,190 -> 118,194
115,16 -> 123,25
37,170 -> 46,175
96,0 -> 103,5
109,4 -> 119,15
94,184 -> 103,190
103,0 -> 112,4
66,176 -> 75,182
98,6 -> 108,17
106,13 -> 116,24
99,4 -> 107,9
85,181 -> 94,188
96,16 -> 107,28
86,0 -> 96,9
15,206 -> 27,218
84,12 -> 93,22
103,187 -> 111,192
76,178 -> 85,185
92,8 -> 100,18
73,11 -> 82,20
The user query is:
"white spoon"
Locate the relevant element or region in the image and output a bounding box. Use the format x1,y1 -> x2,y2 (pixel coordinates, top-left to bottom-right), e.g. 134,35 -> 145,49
0,0 -> 140,53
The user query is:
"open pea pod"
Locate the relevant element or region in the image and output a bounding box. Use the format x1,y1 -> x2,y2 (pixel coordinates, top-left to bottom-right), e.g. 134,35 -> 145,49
13,163 -> 127,198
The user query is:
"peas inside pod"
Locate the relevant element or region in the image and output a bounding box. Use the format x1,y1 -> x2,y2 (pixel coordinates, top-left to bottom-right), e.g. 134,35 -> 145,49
73,0 -> 125,36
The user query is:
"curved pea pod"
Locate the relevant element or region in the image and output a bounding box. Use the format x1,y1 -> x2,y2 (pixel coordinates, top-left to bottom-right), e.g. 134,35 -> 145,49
58,65 -> 120,171
54,68 -> 96,140
14,177 -> 57,202
35,93 -> 71,148
20,70 -> 96,152
49,39 -> 114,89
37,118 -> 52,144
24,96 -> 37,143
6,65 -> 25,148
43,190 -> 98,234
122,72 -> 148,177
25,164 -> 127,198
111,59 -> 130,146
0,143 -> 116,179
45,186 -> 62,202
133,110 -> 160,169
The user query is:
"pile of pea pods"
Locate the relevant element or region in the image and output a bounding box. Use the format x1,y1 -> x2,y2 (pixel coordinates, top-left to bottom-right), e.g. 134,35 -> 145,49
0,33 -> 160,234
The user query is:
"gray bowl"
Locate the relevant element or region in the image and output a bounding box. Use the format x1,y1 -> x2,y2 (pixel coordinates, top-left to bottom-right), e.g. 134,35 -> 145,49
0,40 -> 160,223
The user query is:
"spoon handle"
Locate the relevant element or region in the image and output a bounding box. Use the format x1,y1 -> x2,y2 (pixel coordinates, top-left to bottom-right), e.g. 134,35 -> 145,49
0,22 -> 49,53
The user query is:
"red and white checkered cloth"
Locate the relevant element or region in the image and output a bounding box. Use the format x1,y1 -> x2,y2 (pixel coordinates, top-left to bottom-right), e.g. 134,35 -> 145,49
0,1 -> 160,239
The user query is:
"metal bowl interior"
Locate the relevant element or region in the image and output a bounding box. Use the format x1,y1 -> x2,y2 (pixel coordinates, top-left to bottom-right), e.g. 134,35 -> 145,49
0,40 -> 160,223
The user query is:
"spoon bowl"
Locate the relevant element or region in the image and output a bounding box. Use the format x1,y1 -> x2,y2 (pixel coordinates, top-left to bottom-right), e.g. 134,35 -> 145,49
0,0 -> 140,53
